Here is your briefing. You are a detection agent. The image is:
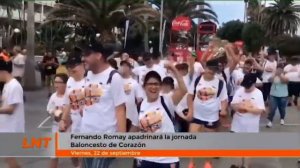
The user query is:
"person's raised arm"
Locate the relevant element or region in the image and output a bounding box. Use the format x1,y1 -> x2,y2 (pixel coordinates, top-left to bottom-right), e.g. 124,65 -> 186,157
165,63 -> 187,105
188,55 -> 195,80
225,44 -> 240,73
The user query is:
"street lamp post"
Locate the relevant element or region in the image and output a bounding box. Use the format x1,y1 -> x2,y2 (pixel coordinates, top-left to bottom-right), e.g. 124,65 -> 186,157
13,28 -> 20,45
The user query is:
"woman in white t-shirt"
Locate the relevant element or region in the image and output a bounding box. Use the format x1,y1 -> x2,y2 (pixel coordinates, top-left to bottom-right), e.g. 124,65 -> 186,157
186,59 -> 228,132
261,51 -> 277,102
136,63 -> 187,168
120,61 -> 143,132
47,73 -> 69,168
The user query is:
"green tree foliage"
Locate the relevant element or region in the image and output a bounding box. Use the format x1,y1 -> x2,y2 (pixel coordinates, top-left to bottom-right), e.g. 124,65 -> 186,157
272,35 -> 300,57
262,0 -> 300,38
216,20 -> 244,42
242,23 -> 265,54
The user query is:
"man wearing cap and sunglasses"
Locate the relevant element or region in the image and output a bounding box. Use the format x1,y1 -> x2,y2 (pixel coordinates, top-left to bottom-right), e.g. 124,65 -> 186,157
80,41 -> 126,168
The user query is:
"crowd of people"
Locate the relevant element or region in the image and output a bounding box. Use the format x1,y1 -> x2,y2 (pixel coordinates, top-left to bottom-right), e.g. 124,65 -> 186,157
0,37 -> 300,168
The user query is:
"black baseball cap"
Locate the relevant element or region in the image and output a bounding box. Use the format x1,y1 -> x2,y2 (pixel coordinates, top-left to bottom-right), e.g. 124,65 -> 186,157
143,52 -> 153,62
66,47 -> 83,67
120,60 -> 133,69
241,73 -> 257,88
0,58 -> 12,73
206,59 -> 219,71
82,39 -> 114,59
267,48 -> 277,55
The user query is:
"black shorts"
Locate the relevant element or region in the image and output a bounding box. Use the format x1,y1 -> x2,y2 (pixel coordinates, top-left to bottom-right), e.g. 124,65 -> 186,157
262,82 -> 272,101
288,82 -> 300,97
191,118 -> 220,129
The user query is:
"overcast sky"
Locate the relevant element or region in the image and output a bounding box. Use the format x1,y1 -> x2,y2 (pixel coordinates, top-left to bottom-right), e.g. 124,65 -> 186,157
209,1 -> 245,24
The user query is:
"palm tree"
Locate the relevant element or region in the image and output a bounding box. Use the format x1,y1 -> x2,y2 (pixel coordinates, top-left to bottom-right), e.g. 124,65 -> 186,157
23,1 -> 38,90
45,0 -> 160,45
149,0 -> 218,23
262,0 -> 300,38
148,0 -> 218,52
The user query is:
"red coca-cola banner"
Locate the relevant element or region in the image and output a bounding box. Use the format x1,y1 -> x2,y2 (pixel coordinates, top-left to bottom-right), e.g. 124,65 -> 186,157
172,16 -> 192,31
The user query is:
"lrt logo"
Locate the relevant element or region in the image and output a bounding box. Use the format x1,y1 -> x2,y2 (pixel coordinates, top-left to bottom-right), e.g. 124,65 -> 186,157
22,136 -> 52,149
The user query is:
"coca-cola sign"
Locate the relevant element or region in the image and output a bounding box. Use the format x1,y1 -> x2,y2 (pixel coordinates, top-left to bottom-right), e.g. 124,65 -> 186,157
172,16 -> 192,31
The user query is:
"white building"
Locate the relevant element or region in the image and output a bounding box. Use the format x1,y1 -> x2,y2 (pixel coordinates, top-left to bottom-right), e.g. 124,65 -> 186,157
0,1 -> 55,24
0,1 -> 55,47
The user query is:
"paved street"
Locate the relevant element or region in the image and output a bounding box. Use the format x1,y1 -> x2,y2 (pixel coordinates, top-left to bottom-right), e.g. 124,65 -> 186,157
0,88 -> 300,168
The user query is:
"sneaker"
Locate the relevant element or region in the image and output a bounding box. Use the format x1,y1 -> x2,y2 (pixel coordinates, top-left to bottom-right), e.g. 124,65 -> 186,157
266,121 -> 273,128
280,119 -> 285,125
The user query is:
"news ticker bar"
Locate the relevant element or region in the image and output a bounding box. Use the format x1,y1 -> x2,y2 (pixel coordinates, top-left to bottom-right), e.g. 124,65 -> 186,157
1,133 -> 300,157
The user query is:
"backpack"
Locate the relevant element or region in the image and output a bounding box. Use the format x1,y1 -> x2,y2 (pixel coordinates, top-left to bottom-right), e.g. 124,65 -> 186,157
193,75 -> 224,100
137,96 -> 175,125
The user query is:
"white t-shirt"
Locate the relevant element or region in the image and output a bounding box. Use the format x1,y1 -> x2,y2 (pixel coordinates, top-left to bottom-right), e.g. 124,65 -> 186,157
284,64 -> 300,73
0,79 -> 24,132
231,87 -> 265,133
132,64 -> 167,85
262,60 -> 277,83
12,53 -> 26,77
123,77 -> 143,126
138,95 -> 179,163
47,92 -> 66,132
81,67 -> 126,133
64,77 -> 85,133
188,76 -> 227,122
284,64 -> 300,82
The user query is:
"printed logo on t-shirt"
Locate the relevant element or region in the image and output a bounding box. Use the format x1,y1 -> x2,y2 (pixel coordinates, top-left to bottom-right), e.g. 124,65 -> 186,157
239,98 -> 255,113
124,83 -> 132,95
54,106 -> 64,117
197,86 -> 217,101
139,109 -> 162,133
84,83 -> 104,106
69,88 -> 85,110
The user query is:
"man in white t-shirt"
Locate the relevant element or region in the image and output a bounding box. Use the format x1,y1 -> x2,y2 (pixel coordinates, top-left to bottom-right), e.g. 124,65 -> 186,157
11,46 -> 26,84
231,73 -> 265,133
261,50 -> 277,102
0,58 -> 24,168
81,41 -> 126,168
132,52 -> 167,85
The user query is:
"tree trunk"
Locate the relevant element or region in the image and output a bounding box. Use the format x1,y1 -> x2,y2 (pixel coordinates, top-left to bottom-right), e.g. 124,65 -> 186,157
144,23 -> 149,52
143,0 -> 149,52
24,1 -> 39,90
